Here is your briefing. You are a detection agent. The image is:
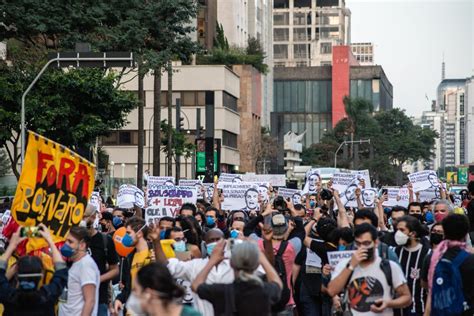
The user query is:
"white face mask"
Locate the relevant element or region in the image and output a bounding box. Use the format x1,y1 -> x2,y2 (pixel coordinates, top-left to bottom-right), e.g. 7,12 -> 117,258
126,292 -> 145,315
395,230 -> 410,246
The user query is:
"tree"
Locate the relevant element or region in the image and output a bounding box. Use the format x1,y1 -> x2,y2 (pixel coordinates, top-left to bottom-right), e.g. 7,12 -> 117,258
0,149 -> 10,177
0,62 -> 137,179
160,120 -> 195,165
213,23 -> 229,51
255,127 -> 278,173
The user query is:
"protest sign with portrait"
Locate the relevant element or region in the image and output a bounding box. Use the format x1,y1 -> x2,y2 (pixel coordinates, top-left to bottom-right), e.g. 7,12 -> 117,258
145,186 -> 197,225
221,183 -> 259,211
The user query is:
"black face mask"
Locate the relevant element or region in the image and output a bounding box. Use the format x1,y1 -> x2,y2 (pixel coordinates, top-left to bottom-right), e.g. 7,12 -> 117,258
410,213 -> 423,222
100,224 -> 107,232
430,233 -> 444,245
365,246 -> 375,261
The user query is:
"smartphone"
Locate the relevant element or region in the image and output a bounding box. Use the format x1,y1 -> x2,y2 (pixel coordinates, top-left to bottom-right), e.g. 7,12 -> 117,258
20,226 -> 42,238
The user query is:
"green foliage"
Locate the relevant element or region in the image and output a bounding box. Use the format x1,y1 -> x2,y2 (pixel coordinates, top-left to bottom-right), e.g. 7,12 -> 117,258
199,33 -> 268,74
301,97 -> 438,186
0,149 -> 10,177
0,63 -> 137,178
160,120 -> 195,159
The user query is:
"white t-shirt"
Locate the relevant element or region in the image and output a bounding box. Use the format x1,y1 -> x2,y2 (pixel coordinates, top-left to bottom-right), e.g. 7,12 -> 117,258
59,254 -> 100,316
332,254 -> 407,316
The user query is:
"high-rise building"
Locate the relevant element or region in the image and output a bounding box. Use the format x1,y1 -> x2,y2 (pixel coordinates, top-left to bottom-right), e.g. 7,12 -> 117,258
196,0 -> 217,51
420,109 -> 445,171
351,42 -> 374,65
437,78 -> 467,166
465,76 -> 474,163
217,0 -> 249,48
273,0 -> 351,68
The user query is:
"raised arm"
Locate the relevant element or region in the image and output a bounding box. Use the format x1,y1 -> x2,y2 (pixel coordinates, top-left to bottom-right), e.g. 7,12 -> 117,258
334,190 -> 350,228
191,240 -> 226,292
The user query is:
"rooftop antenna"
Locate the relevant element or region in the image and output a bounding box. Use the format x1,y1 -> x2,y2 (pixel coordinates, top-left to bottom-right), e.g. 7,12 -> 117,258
441,52 -> 445,80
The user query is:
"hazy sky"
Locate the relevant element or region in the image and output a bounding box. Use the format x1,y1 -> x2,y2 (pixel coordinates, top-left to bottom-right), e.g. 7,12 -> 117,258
346,0 -> 473,117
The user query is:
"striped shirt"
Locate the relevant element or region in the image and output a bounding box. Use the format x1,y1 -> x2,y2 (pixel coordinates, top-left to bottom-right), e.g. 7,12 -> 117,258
394,243 -> 431,314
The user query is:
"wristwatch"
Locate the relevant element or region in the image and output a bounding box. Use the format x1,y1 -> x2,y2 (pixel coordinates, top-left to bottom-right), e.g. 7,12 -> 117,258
346,262 -> 355,271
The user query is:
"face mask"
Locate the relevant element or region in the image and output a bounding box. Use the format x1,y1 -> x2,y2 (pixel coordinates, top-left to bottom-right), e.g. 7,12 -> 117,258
230,229 -> 240,239
206,241 -> 217,256
410,213 -> 423,222
365,246 -> 375,261
100,224 -> 107,232
173,240 -> 186,252
206,216 -> 215,227
122,233 -> 135,248
60,243 -> 76,258
434,212 -> 448,223
309,201 -> 316,208
425,211 -> 434,224
395,230 -> 410,246
160,230 -> 166,240
126,293 -> 145,315
113,216 -> 123,228
338,245 -> 346,251
430,233 -> 444,245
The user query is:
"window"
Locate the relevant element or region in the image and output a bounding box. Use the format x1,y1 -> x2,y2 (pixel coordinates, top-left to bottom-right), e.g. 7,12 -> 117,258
274,44 -> 288,59
274,0 -> 289,8
294,0 -> 311,8
293,12 -> 311,25
274,12 -> 289,25
296,61 -> 307,67
222,130 -> 238,148
293,28 -> 308,41
132,91 -> 147,106
294,44 -> 308,59
102,131 -> 144,146
182,92 -> 196,106
161,92 -> 168,106
320,61 -> 332,66
273,28 -> 289,41
274,62 -> 286,68
320,42 -> 332,54
460,94 -> 465,116
197,92 -> 206,106
223,92 -> 238,111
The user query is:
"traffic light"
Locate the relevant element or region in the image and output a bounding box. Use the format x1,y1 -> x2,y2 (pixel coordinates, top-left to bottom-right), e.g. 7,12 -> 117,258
199,126 -> 205,138
179,116 -> 185,130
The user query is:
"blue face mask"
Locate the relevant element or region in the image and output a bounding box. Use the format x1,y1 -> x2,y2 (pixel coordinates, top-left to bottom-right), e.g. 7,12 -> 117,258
173,240 -> 187,252
309,201 -> 316,208
60,243 -> 76,258
230,229 -> 240,239
113,216 -> 123,228
122,233 -> 135,248
206,242 -> 217,256
338,245 -> 347,251
160,230 -> 166,240
206,216 -> 215,227
425,211 -> 434,224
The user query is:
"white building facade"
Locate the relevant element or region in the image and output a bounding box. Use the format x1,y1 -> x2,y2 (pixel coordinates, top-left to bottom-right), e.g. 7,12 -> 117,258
217,0 -> 249,48
351,42 -> 374,65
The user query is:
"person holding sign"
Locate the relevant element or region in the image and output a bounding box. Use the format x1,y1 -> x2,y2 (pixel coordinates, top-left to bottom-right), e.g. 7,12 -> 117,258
327,223 -> 411,315
0,224 -> 67,316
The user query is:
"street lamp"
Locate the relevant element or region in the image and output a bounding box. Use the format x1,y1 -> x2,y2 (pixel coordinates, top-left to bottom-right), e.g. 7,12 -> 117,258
20,52 -> 135,168
334,139 -> 371,168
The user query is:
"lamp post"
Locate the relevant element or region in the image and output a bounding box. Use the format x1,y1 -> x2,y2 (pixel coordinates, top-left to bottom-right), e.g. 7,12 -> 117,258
334,139 -> 371,168
20,52 -> 134,168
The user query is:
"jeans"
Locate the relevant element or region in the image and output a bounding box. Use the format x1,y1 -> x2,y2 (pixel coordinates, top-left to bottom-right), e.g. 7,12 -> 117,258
276,305 -> 295,316
299,284 -> 323,316
98,303 -> 109,316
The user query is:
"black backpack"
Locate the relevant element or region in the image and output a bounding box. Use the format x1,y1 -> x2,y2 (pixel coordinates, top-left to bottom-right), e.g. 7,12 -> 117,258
271,241 -> 291,312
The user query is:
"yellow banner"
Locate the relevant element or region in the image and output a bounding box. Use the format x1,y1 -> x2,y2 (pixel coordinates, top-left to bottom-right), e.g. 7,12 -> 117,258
446,171 -> 457,184
11,132 -> 95,252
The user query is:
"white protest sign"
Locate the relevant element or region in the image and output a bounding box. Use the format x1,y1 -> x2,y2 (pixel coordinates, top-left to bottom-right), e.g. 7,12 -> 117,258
147,176 -> 176,187
408,170 -> 439,193
217,173 -> 243,188
351,170 -> 372,188
305,248 -> 322,268
250,182 -> 271,204
203,183 -> 215,200
145,186 -> 197,225
328,250 -> 355,267
242,174 -> 286,187
418,188 -> 441,202
302,169 -> 321,194
179,179 -> 204,199
89,191 -> 101,211
278,188 -> 304,205
117,184 -> 145,209
361,188 -> 377,208
453,195 -> 463,207
221,182 -> 259,211
332,173 -> 358,207
381,187 -> 407,207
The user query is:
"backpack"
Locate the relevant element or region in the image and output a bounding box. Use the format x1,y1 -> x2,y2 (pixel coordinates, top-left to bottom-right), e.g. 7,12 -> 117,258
271,241 -> 291,312
431,250 -> 469,316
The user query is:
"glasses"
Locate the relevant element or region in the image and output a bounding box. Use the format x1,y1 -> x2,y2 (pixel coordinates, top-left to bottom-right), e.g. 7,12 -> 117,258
354,240 -> 374,248
174,237 -> 187,242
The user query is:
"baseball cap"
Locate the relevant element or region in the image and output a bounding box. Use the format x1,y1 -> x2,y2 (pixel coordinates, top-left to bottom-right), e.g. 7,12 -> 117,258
271,212 -> 288,238
84,204 -> 99,218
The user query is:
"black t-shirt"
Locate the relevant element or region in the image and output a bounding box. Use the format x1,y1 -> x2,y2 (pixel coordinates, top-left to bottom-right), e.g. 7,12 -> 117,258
197,280 -> 281,316
308,239 -> 337,265
421,247 -> 474,314
89,232 -> 119,304
295,247 -> 323,296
